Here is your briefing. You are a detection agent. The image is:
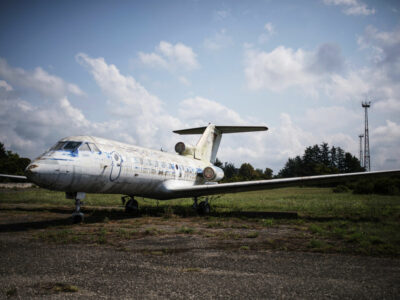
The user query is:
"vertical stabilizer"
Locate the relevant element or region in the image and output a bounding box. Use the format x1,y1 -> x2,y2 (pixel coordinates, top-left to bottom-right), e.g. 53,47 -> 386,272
194,124 -> 221,163
173,124 -> 268,163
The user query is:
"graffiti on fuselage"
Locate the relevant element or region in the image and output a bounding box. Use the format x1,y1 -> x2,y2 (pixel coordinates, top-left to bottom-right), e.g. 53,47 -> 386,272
110,151 -> 123,181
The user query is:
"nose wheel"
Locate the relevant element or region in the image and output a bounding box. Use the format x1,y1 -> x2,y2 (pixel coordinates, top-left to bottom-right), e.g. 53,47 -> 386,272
67,192 -> 86,223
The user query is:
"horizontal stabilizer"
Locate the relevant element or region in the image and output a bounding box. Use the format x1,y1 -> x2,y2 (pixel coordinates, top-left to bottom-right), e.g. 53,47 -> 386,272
173,125 -> 268,135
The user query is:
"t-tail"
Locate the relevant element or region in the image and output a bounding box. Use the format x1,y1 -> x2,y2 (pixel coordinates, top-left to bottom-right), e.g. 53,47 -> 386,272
173,124 -> 268,163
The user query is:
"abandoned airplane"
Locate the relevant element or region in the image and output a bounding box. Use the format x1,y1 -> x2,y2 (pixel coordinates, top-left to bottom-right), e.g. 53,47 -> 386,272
1,124 -> 399,222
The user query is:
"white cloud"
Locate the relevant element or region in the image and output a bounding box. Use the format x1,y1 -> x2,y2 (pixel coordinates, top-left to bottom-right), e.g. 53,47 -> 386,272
178,76 -> 191,86
138,41 -> 199,71
244,43 -> 344,94
179,97 -> 246,126
323,0 -> 375,16
258,22 -> 276,44
0,80 -> 13,91
204,29 -> 233,51
244,45 -> 318,94
137,52 -> 168,69
0,58 -> 84,99
214,9 -> 230,20
76,53 -> 182,148
358,25 -> 400,80
371,120 -> 400,170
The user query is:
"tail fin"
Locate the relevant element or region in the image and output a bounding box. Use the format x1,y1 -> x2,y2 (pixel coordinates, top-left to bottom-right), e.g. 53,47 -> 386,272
173,124 -> 268,163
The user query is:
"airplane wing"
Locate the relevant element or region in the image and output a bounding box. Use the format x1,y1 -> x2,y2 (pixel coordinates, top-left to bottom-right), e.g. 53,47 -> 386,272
166,170 -> 400,198
0,174 -> 28,180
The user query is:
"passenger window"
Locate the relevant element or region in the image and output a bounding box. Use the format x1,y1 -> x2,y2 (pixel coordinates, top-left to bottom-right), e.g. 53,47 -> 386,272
79,143 -> 91,151
63,141 -> 82,151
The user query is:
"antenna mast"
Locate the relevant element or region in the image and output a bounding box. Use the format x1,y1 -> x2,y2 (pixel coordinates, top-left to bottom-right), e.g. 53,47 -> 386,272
362,101 -> 371,171
358,134 -> 364,167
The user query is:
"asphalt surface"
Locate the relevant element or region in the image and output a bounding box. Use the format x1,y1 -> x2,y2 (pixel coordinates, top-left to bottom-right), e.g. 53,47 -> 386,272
1,231 -> 399,299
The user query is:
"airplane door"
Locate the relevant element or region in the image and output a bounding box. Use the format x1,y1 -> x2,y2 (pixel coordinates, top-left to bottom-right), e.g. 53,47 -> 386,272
110,152 -> 123,181
174,164 -> 179,180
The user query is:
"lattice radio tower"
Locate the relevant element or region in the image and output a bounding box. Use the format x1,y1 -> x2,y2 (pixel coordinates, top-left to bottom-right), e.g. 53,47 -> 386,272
362,101 -> 371,171
358,134 -> 364,167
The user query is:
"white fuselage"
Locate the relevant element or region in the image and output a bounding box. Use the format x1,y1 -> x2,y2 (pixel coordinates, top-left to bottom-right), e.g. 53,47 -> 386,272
26,136 -> 213,200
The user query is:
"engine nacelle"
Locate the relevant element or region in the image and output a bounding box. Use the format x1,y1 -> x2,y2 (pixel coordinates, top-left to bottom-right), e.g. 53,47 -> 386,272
203,166 -> 224,182
175,142 -> 196,156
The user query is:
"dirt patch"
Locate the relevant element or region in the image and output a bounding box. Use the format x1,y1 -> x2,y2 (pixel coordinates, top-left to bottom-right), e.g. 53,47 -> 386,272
1,206 -> 399,299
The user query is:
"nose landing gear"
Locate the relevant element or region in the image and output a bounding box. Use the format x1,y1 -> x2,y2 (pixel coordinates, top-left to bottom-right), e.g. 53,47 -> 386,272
67,192 -> 86,223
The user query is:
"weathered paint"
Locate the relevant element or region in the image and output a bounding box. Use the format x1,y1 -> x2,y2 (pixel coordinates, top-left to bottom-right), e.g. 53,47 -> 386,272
26,135 -> 213,199
24,124 -> 271,200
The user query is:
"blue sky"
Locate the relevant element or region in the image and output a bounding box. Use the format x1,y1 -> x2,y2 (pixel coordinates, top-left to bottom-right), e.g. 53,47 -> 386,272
0,0 -> 399,173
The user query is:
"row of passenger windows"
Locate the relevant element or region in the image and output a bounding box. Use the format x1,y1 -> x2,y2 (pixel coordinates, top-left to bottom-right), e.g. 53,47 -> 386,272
130,157 -> 197,174
50,141 -> 101,153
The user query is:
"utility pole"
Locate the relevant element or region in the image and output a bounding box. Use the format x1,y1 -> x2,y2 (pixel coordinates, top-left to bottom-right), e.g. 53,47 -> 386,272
358,134 -> 364,167
362,101 -> 371,171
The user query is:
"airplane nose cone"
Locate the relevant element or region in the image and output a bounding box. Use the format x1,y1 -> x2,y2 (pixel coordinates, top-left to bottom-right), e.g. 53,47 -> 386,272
25,163 -> 40,183
25,161 -> 57,187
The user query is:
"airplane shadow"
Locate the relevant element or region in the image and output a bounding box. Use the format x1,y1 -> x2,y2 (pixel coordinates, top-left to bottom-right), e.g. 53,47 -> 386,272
0,205 -> 299,233
0,208 -> 131,233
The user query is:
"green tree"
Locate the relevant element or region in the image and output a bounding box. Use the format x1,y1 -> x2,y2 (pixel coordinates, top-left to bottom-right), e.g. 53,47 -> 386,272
263,168 -> 273,179
239,163 -> 256,181
0,142 -> 31,182
277,143 -> 364,178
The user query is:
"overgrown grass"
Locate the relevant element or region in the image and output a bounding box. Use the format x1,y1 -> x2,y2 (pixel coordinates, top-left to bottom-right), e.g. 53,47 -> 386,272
2,186 -> 400,256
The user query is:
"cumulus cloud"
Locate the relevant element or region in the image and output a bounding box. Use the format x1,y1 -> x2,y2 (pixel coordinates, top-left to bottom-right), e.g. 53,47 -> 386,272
179,97 -> 246,126
325,26 -> 400,112
0,58 -> 84,99
0,80 -> 13,91
371,120 -> 400,170
138,41 -> 199,71
358,25 -> 400,81
203,29 -> 233,51
323,0 -> 375,16
76,53 -> 182,148
244,44 -> 344,94
258,22 -> 276,44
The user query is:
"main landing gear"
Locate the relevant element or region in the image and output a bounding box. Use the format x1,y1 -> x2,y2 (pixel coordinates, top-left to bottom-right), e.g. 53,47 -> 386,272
193,197 -> 210,215
122,196 -> 139,216
66,192 -> 86,223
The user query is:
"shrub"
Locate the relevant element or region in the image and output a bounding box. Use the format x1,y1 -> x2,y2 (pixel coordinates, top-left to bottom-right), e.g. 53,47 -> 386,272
353,180 -> 374,194
332,185 -> 350,193
374,178 -> 399,195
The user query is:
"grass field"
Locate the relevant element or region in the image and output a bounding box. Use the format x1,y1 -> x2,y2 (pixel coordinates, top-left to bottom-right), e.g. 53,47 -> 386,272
1,186 -> 399,256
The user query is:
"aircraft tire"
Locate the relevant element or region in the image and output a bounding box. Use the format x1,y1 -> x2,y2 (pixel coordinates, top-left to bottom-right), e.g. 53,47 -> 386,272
125,199 -> 139,215
197,201 -> 210,215
72,213 -> 84,224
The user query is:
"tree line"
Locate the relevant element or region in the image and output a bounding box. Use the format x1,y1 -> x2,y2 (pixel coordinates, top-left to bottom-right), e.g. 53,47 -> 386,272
0,141 -> 363,183
216,142 -> 364,182
0,142 -> 31,182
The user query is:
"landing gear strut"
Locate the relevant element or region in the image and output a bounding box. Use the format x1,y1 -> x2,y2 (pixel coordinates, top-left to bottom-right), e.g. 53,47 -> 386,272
193,197 -> 210,215
123,196 -> 139,215
67,192 -> 86,223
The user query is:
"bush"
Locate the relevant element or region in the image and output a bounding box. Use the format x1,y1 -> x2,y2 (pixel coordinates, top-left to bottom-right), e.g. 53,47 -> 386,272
374,178 -> 399,195
332,185 -> 350,193
353,177 -> 400,195
353,180 -> 374,194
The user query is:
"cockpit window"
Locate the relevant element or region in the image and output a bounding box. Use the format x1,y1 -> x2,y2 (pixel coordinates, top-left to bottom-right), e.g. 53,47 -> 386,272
63,141 -> 82,151
88,143 -> 101,153
79,143 -> 91,151
50,142 -> 67,151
